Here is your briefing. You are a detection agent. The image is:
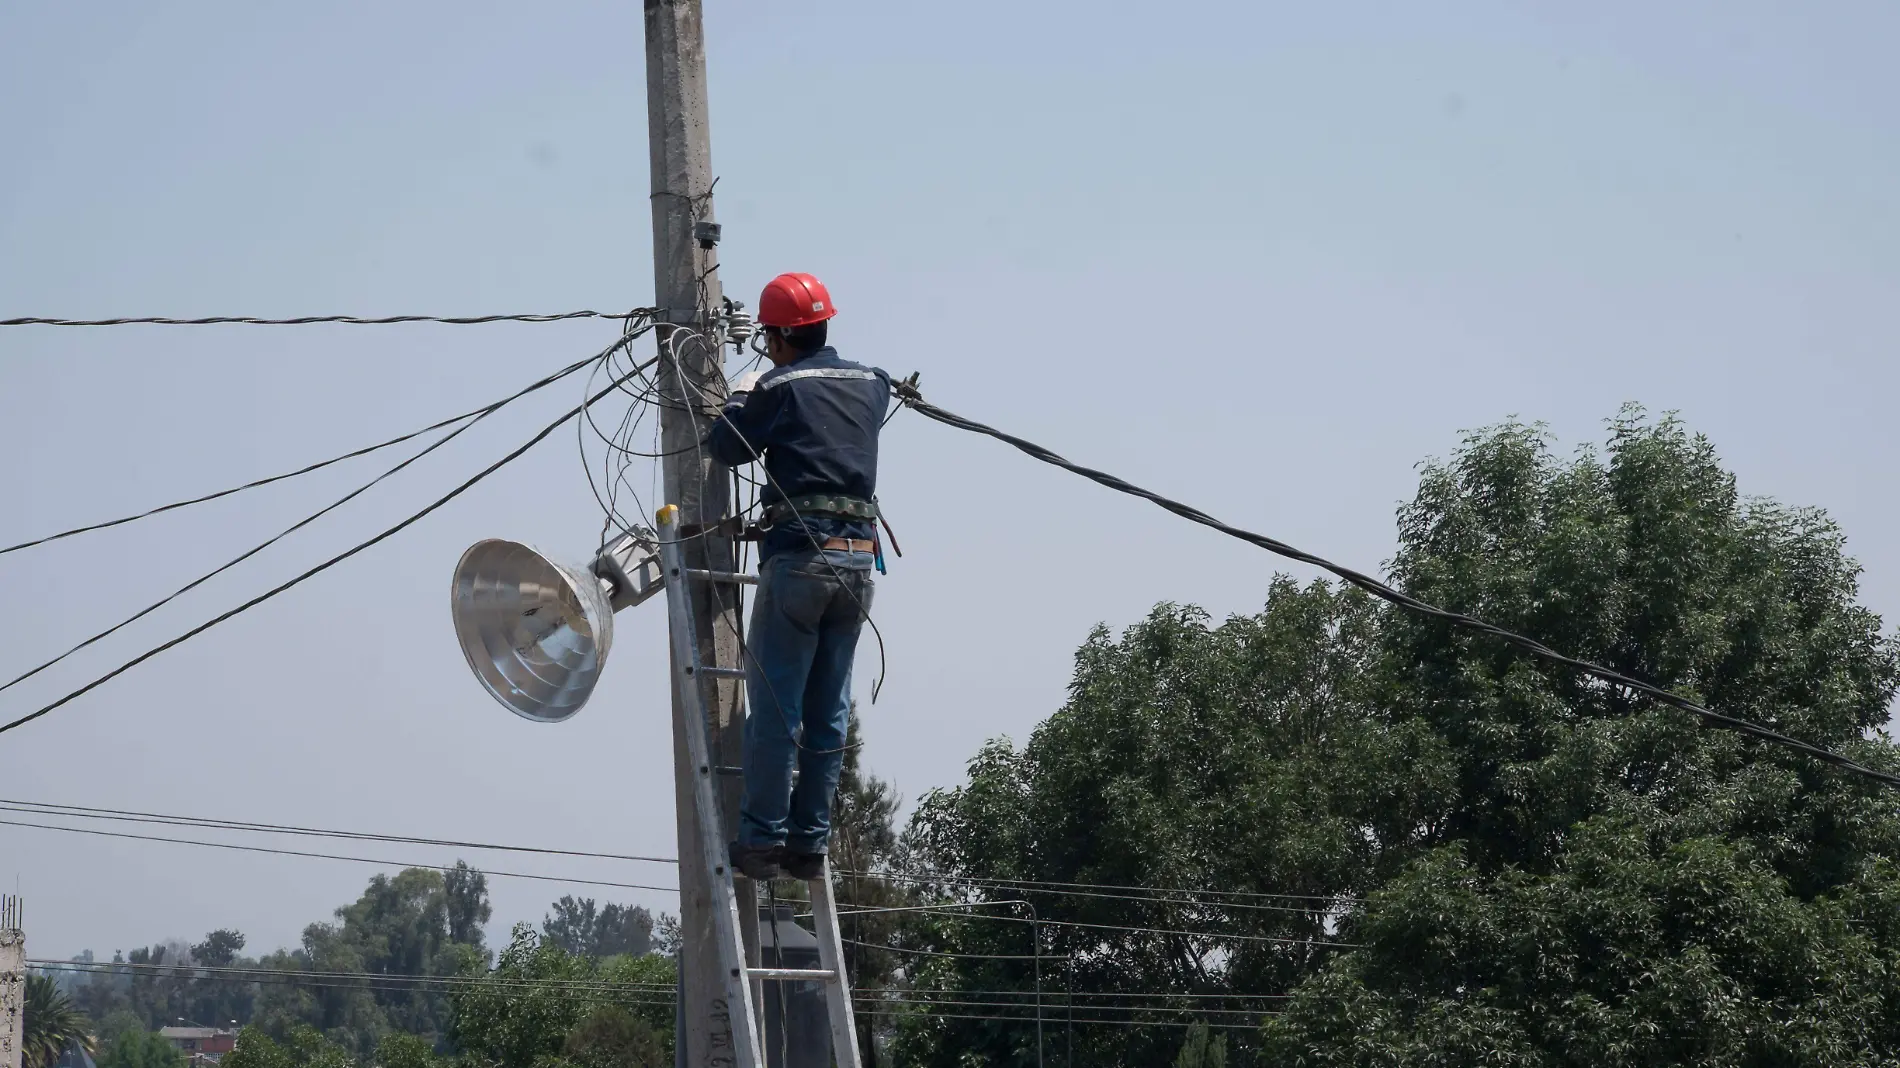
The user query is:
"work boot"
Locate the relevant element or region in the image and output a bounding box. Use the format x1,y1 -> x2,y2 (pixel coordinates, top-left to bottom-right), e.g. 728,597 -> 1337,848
782,850 -> 826,880
728,841 -> 783,880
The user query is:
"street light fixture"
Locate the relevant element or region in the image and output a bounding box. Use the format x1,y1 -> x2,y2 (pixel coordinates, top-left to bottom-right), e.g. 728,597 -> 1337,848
449,531 -> 663,722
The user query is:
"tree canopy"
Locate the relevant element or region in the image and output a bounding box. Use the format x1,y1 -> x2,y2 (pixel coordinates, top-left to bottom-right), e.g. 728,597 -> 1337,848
58,864 -> 678,1065
96,1029 -> 186,1068
23,973 -> 93,1068
896,410 -> 1900,1066
541,898 -> 654,960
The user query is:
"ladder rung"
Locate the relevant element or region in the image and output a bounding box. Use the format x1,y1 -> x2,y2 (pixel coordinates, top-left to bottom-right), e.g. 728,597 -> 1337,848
686,568 -> 758,585
747,967 -> 838,981
687,665 -> 746,679
715,765 -> 744,776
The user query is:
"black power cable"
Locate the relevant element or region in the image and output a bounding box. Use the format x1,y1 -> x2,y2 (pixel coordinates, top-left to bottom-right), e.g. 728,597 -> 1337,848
0,352 -> 607,698
0,797 -> 674,864
0,352 -> 617,558
894,385 -> 1900,792
0,310 -> 655,327
0,342 -> 658,738
0,816 -> 677,894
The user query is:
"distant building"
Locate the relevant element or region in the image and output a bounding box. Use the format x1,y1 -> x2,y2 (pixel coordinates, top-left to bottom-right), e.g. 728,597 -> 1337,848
158,1028 -> 237,1065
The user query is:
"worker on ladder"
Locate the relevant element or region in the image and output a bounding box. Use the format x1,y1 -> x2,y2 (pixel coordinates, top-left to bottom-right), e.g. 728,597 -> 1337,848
704,271 -> 890,882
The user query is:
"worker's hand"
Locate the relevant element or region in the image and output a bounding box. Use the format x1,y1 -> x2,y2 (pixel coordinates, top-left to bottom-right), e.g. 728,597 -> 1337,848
729,369 -> 764,398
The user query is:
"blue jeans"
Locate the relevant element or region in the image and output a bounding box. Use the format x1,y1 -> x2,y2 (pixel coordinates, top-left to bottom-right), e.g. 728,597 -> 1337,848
738,548 -> 875,854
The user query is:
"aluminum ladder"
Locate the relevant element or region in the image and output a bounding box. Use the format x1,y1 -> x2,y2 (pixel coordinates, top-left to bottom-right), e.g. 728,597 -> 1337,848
656,504 -> 863,1068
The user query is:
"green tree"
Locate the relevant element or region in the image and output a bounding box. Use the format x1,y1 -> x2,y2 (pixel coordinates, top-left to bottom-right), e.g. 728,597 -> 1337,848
191,931 -> 245,968
184,930 -> 253,1033
562,1005 -> 664,1068
23,973 -> 94,1068
449,924 -> 674,1068
62,871 -> 489,1059
250,863 -> 490,1058
96,1030 -> 184,1068
899,411 -> 1900,1066
541,898 -> 653,959
220,1027 -> 293,1068
74,934 -> 257,1036
221,1026 -> 353,1068
95,1010 -> 147,1050
444,862 -> 492,952
1176,1021 -> 1228,1068
1259,413 -> 1900,1065
374,1031 -> 445,1068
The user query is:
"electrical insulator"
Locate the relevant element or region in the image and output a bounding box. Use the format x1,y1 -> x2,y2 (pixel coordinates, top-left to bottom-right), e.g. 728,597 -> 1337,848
724,299 -> 755,354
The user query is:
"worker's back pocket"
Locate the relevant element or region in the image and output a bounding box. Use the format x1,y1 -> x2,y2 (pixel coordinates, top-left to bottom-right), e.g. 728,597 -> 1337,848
769,567 -> 836,632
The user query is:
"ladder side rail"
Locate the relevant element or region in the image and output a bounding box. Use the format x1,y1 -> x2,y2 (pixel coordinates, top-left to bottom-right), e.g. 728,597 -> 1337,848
658,507 -> 764,1068
809,867 -> 865,1068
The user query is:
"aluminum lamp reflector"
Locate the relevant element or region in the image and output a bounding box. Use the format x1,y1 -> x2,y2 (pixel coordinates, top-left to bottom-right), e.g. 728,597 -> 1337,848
451,539 -> 617,723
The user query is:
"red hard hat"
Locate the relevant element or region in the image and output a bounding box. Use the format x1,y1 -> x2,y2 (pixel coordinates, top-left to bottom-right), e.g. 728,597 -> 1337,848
757,272 -> 837,328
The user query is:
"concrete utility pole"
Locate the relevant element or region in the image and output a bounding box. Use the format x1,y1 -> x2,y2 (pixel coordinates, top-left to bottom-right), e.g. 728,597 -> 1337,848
0,897 -> 22,1068
643,2 -> 755,1064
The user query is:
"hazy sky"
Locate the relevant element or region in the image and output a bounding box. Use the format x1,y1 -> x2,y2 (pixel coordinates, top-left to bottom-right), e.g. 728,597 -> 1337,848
3,1 -> 1896,962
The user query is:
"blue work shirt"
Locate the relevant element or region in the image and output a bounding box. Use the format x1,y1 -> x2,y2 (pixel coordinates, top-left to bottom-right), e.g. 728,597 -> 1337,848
704,347 -> 892,561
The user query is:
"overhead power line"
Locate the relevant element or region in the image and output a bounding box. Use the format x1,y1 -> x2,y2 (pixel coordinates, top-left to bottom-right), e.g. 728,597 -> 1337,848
0,310 -> 654,328
895,386 -> 1900,792
31,959 -> 674,994
28,963 -> 680,1010
0,816 -> 677,895
0,795 -> 1347,914
30,960 -> 1274,1026
836,906 -> 1353,950
32,959 -> 676,994
0,798 -> 673,865
859,868 -> 1360,908
1,352 -> 610,558
32,958 -> 1288,1009
0,353 -> 604,699
853,1006 -> 1269,1029
0,335 -> 657,737
0,806 -> 1341,948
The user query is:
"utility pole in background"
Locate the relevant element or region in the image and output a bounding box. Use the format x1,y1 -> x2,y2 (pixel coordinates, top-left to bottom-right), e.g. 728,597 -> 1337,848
1,897 -> 22,1068
643,2 -> 757,1064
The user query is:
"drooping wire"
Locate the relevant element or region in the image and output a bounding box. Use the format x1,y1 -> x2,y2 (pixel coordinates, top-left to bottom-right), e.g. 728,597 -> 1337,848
0,352 -> 606,700
0,337 -> 660,737
894,385 -> 1900,792
1,354 -> 592,559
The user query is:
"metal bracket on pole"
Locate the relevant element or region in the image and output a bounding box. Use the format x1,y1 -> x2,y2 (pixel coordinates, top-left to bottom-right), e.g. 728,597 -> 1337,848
687,568 -> 758,586
593,531 -> 665,611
